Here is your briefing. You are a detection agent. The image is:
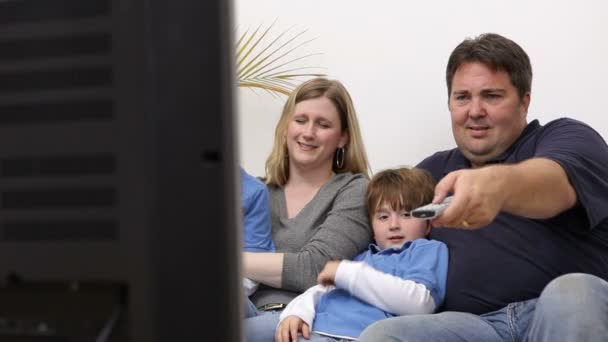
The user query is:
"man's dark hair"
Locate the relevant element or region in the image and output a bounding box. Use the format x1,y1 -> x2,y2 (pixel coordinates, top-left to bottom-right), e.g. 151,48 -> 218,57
446,33 -> 532,99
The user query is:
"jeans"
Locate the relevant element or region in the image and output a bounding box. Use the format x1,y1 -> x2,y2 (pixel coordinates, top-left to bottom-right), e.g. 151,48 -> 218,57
358,273 -> 608,342
286,333 -> 351,342
244,296 -> 282,342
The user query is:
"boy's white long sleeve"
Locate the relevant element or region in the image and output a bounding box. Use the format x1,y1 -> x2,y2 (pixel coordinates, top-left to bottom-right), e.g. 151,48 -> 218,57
243,277 -> 258,297
335,260 -> 436,315
278,285 -> 334,327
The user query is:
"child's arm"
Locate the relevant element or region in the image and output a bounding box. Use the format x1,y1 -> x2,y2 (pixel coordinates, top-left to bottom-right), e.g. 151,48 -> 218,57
317,260 -> 340,286
332,241 -> 448,315
242,173 -> 275,253
278,284 -> 333,327
276,316 -> 310,342
335,260 -> 435,315
243,277 -> 258,297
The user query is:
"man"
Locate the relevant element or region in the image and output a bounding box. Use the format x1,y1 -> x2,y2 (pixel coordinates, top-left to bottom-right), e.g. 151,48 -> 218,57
359,33 -> 608,342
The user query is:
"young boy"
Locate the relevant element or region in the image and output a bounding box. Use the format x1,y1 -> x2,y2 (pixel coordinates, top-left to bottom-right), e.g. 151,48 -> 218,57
241,167 -> 275,296
274,167 -> 448,342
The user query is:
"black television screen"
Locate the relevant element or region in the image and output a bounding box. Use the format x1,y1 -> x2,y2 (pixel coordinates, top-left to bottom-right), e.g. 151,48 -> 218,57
0,0 -> 241,341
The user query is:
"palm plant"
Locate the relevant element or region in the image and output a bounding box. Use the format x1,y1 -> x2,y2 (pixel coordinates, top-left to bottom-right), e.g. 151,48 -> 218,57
236,21 -> 326,96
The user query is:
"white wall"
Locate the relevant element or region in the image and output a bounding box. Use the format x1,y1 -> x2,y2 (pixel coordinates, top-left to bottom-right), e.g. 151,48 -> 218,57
235,0 -> 608,176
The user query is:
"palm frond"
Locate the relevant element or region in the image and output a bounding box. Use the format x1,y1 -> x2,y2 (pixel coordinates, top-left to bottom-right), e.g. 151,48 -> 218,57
238,28 -> 306,79
248,53 -> 323,80
236,23 -> 275,69
236,21 -> 326,96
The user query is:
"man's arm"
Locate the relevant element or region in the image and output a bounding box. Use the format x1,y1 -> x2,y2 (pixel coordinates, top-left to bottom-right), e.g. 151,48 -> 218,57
433,157 -> 577,229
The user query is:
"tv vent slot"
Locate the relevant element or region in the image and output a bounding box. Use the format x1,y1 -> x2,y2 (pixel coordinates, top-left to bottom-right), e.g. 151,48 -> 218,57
1,154 -> 115,178
0,33 -> 111,62
2,187 -> 116,209
0,99 -> 113,124
2,219 -> 118,241
0,0 -> 110,26
0,66 -> 112,93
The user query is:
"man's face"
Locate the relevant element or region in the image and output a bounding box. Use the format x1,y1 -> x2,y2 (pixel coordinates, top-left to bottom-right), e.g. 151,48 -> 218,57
449,62 -> 530,168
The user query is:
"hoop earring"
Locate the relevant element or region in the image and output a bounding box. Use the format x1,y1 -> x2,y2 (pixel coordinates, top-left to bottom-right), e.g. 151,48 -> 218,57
335,147 -> 345,169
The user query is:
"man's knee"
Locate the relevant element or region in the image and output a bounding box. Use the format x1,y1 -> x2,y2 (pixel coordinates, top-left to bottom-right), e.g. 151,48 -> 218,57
359,319 -> 399,342
359,313 -> 483,342
359,316 -> 425,342
538,273 -> 608,317
542,273 -> 606,299
527,273 -> 608,341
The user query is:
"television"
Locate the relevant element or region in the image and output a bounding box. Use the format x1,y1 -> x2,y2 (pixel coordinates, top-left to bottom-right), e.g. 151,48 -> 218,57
0,0 -> 241,341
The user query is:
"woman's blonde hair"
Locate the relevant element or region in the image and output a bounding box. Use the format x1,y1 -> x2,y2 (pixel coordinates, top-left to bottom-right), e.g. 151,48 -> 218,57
265,78 -> 370,186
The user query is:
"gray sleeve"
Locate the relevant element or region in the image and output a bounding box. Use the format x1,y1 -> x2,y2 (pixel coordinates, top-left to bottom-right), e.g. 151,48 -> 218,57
281,177 -> 372,292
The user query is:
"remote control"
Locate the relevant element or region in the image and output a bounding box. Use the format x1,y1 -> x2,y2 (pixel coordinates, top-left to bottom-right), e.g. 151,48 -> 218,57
411,196 -> 453,220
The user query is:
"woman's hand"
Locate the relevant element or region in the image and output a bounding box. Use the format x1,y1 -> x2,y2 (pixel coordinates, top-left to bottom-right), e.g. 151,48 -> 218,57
317,260 -> 341,286
275,315 -> 310,342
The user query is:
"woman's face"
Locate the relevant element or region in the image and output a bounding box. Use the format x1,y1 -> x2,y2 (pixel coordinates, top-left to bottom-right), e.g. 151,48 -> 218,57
285,96 -> 348,173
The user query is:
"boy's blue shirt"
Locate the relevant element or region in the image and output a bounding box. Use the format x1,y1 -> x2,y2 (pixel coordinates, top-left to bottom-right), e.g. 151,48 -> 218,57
312,238 -> 448,339
241,168 -> 275,252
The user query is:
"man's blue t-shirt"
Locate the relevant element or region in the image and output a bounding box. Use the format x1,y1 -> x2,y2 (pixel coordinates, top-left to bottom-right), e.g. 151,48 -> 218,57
241,168 -> 275,252
418,118 -> 608,314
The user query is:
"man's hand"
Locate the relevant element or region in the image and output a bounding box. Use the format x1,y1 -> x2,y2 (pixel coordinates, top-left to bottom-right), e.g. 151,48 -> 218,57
432,167 -> 506,229
275,315 -> 310,342
317,261 -> 341,286
432,159 -> 577,229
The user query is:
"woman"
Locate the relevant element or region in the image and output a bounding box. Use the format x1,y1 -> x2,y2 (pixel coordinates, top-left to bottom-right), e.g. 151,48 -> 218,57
244,78 -> 372,325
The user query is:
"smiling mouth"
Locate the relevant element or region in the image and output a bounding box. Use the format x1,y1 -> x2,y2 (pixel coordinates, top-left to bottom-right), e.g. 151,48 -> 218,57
297,142 -> 317,150
467,126 -> 490,137
468,125 -> 489,131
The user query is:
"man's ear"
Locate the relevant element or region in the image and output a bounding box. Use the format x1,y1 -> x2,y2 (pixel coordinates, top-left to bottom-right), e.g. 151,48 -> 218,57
521,92 -> 531,113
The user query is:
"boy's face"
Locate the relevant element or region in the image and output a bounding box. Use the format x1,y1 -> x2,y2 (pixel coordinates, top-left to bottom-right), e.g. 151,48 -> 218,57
372,203 -> 430,249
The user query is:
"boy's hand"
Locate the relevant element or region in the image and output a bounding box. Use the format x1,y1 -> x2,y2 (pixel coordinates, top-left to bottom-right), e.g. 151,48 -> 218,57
275,315 -> 310,342
317,261 -> 341,286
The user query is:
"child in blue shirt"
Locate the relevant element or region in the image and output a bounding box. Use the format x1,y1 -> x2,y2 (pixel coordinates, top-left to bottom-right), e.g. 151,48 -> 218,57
241,167 -> 275,296
274,167 -> 448,342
